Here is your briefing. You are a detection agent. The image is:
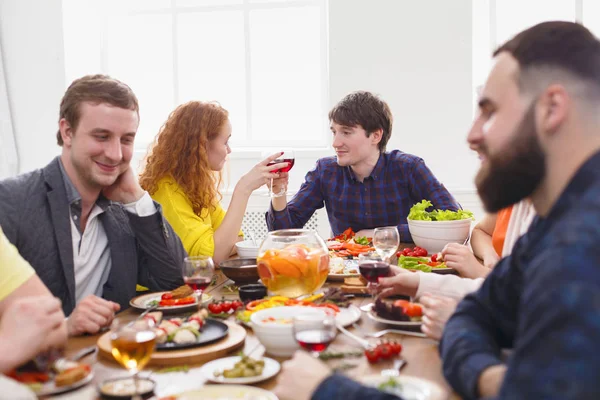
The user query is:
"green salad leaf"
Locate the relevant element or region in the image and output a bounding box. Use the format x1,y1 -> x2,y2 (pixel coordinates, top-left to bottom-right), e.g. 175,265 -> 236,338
354,236 -> 370,245
408,200 -> 474,221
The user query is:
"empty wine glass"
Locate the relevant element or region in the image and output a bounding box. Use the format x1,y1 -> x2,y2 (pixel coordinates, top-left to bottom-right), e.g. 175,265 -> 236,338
182,256 -> 215,303
373,227 -> 400,263
110,319 -> 156,400
260,149 -> 295,197
292,313 -> 337,358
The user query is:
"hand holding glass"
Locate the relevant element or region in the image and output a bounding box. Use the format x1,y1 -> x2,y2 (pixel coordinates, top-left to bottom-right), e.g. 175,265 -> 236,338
358,252 -> 390,296
293,313 -> 337,358
261,149 -> 295,197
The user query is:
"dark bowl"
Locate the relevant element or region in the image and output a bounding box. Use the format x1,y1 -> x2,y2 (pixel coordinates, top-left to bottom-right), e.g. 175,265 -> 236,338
239,283 -> 268,303
219,258 -> 260,285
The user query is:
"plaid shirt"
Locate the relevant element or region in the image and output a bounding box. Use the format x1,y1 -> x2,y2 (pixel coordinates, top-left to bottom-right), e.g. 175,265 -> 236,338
440,150 -> 600,399
266,150 -> 459,241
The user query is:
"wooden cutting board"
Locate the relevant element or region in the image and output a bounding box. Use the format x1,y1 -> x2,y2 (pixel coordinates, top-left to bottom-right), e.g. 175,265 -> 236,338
97,321 -> 247,366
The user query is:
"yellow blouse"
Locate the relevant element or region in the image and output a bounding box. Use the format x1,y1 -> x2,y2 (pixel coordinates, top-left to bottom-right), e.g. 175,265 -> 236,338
0,226 -> 35,301
151,177 -> 238,257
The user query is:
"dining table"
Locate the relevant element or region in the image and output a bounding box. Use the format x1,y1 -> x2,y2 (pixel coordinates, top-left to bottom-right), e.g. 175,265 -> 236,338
49,270 -> 460,400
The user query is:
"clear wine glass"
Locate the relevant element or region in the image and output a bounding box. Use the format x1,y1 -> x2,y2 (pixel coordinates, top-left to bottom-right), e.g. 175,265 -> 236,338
292,313 -> 337,358
260,149 -> 295,197
182,255 -> 215,303
373,227 -> 400,263
110,319 -> 156,400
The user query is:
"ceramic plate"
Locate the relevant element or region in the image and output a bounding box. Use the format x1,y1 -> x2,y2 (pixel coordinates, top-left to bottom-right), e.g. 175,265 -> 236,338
364,304 -> 422,328
167,385 -> 278,400
199,356 -> 280,384
361,374 -> 445,400
156,319 -> 228,351
328,259 -> 360,281
35,370 -> 94,397
129,292 -> 212,313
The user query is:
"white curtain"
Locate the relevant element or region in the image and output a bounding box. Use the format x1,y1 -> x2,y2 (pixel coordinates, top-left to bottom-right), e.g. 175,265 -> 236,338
0,40 -> 18,179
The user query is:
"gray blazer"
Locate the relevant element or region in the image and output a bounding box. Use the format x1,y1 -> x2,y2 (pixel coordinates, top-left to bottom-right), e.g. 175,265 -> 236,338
0,157 -> 186,315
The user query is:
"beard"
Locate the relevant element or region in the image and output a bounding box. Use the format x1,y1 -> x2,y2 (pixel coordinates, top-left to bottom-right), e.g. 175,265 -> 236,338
475,104 -> 546,212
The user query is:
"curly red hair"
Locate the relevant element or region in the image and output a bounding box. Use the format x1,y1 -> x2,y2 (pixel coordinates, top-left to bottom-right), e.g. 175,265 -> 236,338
140,101 -> 228,215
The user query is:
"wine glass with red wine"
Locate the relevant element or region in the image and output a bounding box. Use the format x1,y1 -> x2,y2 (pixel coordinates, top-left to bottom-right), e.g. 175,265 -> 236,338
358,252 -> 391,298
261,149 -> 295,197
182,256 -> 215,303
292,313 -> 337,358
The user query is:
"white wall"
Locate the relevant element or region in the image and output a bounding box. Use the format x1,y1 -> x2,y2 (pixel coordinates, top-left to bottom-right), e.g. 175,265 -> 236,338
0,0 -> 485,232
0,0 -> 65,173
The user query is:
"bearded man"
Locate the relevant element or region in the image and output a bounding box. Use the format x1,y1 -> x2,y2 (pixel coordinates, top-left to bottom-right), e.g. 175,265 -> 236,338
440,21 -> 600,399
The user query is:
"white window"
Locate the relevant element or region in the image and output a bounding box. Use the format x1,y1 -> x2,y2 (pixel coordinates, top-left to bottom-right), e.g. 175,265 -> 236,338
62,0 -> 329,150
471,0 -> 581,113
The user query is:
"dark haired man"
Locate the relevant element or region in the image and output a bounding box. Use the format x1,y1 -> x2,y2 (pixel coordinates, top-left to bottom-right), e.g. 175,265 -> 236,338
266,91 -> 459,241
0,75 -> 185,336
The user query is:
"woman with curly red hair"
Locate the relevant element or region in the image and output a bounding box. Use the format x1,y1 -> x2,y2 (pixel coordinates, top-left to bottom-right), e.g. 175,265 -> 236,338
140,101 -> 288,263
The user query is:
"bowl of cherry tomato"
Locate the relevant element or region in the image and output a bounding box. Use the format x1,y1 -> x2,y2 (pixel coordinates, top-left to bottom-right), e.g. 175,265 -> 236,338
219,258 -> 260,285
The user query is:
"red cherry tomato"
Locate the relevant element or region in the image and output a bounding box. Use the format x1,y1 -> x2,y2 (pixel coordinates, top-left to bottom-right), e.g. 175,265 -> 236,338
389,341 -> 403,355
231,300 -> 243,311
161,292 -> 173,300
208,303 -> 223,314
378,343 -> 393,359
220,301 -> 232,313
365,348 -> 380,363
402,248 -> 411,256
430,253 -> 438,262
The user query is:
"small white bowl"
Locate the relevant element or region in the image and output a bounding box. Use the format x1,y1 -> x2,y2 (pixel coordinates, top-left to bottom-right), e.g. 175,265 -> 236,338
250,306 -> 327,357
407,219 -> 472,254
235,240 -> 260,258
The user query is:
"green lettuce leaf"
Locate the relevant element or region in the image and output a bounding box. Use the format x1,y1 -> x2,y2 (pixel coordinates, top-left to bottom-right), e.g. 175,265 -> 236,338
408,200 -> 474,221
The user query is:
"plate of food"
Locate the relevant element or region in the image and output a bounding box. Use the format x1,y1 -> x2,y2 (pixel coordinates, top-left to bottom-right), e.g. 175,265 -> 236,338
365,298 -> 423,328
361,375 -> 445,400
160,385 -> 278,400
145,310 -> 229,350
328,258 -> 360,281
200,354 -> 281,384
327,228 -> 374,260
130,285 -> 212,313
396,247 -> 455,274
6,361 -> 93,397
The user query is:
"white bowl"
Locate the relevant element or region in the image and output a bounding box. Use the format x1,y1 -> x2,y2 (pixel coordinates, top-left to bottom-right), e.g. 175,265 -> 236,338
235,240 -> 260,258
250,306 -> 327,357
407,219 -> 472,254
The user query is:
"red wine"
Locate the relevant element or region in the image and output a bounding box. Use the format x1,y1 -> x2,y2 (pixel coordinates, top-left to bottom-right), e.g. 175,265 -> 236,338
295,330 -> 335,352
267,158 -> 295,173
359,262 -> 390,283
184,276 -> 211,292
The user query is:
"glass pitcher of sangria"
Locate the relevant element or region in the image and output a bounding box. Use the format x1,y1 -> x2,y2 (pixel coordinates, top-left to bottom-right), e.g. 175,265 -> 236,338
257,229 -> 329,297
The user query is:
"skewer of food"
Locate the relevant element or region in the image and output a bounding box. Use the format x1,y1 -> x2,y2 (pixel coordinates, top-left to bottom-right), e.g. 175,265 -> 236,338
143,309 -> 208,345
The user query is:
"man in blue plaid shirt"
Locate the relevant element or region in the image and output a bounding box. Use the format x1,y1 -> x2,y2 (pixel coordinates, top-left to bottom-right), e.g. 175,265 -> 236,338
266,91 -> 459,242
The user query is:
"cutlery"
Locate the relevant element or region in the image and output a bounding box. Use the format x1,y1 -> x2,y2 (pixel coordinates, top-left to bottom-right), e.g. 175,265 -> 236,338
367,329 -> 427,339
336,323 -> 372,349
381,359 -> 407,377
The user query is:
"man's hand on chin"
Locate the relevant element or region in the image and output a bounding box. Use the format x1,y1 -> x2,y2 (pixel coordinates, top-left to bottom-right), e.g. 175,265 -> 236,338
67,295 -> 120,336
102,166 -> 145,204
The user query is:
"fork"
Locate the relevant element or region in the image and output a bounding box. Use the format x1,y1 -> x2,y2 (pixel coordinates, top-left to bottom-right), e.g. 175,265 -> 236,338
367,329 -> 427,339
381,359 -> 408,377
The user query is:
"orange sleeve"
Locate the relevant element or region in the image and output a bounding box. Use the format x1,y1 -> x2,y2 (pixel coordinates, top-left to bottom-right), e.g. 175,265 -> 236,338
492,205 -> 513,257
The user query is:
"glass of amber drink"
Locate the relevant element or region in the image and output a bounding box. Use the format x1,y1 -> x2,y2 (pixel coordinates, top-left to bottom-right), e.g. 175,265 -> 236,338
110,319 -> 156,400
257,229 -> 329,297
